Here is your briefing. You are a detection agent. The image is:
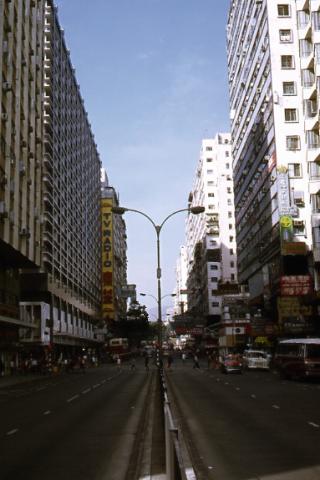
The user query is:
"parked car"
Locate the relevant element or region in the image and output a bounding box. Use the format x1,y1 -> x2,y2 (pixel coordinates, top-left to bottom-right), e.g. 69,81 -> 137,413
220,354 -> 243,374
242,350 -> 270,370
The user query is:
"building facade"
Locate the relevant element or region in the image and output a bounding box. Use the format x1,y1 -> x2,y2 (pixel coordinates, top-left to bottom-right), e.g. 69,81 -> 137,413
227,0 -> 320,337
173,245 -> 188,316
101,169 -> 127,325
0,0 -> 103,372
186,133 -> 238,326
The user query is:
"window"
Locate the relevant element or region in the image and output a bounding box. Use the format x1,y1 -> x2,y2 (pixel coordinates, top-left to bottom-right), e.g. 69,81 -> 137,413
208,204 -> 214,209
293,190 -> 305,206
227,199 -> 232,205
288,163 -> 302,177
208,192 -> 215,197
229,236 -> 234,242
226,163 -> 230,169
228,212 -> 232,218
209,240 -> 217,246
210,265 -> 218,270
311,193 -> 320,213
284,108 -> 298,122
278,4 -> 290,17
208,181 -> 214,186
206,158 -> 212,162
306,130 -> 320,149
315,44 -> 320,64
283,81 -> 296,95
211,277 -> 218,283
281,55 -> 294,69
297,10 -> 310,29
206,146 -> 212,151
304,99 -> 317,117
279,29 -> 292,42
230,261 -> 235,268
229,224 -> 233,230
207,169 -> 213,174
299,39 -> 312,57
286,135 -> 300,150
302,69 -> 315,87
212,302 -> 219,307
225,151 -> 230,157
309,161 -> 320,179
230,249 -> 234,255
312,11 -> 320,31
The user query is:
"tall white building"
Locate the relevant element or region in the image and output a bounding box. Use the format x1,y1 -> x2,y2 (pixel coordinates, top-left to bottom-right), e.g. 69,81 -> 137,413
173,245 -> 188,315
227,0 -> 320,337
186,133 -> 237,325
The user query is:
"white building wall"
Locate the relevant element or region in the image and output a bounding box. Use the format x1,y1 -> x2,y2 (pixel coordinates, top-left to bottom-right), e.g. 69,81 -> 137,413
186,133 -> 236,318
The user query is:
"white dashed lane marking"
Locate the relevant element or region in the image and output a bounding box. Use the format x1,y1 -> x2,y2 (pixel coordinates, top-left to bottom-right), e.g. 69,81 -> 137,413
67,394 -> 79,403
272,405 -> 280,410
82,388 -> 91,395
6,429 -> 19,436
308,422 -> 319,429
43,410 -> 51,415
251,394 -> 256,399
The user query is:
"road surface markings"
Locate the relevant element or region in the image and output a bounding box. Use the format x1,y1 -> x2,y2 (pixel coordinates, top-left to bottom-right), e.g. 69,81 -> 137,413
93,383 -> 101,389
36,386 -> 47,391
272,404 -> 280,409
251,394 -> 256,399
101,379 -> 106,384
308,422 -> 319,429
6,429 -> 19,436
43,410 -> 51,415
224,382 -> 229,385
82,388 -> 91,395
67,394 -> 79,403
235,387 -> 240,391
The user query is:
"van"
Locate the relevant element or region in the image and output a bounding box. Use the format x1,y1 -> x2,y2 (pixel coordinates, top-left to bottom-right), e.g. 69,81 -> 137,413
242,350 -> 270,370
274,338 -> 320,380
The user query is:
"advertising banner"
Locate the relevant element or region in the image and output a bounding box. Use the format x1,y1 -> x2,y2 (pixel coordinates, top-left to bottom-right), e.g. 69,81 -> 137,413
279,276 -> 313,296
101,199 -> 114,321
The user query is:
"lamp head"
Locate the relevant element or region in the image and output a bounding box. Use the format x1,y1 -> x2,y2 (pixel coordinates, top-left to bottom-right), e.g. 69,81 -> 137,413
190,206 -> 205,214
111,206 -> 127,215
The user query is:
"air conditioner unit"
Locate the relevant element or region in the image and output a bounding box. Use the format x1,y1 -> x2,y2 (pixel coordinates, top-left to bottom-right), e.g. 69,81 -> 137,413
1,113 -> 8,121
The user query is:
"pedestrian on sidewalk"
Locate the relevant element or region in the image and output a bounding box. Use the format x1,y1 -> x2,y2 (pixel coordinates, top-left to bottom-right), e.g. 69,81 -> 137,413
193,354 -> 200,369
167,353 -> 173,370
116,356 -> 122,369
181,352 -> 186,364
130,358 -> 136,370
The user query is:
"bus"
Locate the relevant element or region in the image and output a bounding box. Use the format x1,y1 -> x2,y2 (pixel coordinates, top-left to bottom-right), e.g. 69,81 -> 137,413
106,338 -> 130,361
273,338 -> 320,380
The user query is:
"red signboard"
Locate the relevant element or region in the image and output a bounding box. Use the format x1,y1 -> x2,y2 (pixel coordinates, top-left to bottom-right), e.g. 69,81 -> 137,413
280,276 -> 313,296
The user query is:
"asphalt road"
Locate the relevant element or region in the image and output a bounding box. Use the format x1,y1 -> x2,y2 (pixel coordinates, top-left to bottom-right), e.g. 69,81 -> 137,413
0,361 -> 153,480
165,358 -> 320,480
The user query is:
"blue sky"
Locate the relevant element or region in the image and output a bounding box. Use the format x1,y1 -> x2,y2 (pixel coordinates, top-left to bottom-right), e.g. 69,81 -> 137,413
54,0 -> 231,315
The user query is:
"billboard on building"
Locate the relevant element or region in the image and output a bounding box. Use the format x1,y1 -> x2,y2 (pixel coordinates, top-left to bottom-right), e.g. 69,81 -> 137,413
101,199 -> 114,321
279,275 -> 313,296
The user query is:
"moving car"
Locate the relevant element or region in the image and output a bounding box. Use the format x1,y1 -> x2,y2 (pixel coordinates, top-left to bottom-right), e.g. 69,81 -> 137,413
220,354 -> 243,374
242,350 -> 270,370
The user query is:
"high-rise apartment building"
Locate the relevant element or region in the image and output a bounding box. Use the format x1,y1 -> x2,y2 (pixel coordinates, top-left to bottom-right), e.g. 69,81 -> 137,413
1,1 -> 103,371
101,169 -> 127,324
173,245 -> 188,316
227,0 -> 320,337
186,133 -> 237,325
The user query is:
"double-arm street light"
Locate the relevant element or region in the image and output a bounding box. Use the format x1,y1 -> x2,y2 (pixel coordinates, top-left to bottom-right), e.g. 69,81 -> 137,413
112,205 -> 205,354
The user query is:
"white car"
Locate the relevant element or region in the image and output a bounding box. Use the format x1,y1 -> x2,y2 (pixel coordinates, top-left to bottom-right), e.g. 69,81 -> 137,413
242,350 -> 270,370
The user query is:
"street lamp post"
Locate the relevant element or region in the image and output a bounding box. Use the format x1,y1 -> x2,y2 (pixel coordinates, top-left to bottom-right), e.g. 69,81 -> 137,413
112,205 -> 205,357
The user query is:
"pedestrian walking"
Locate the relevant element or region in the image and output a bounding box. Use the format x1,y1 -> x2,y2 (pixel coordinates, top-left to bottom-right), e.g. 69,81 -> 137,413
181,352 -> 186,364
144,355 -> 149,371
116,356 -> 122,369
193,354 -> 200,369
130,358 -> 136,370
167,353 -> 173,370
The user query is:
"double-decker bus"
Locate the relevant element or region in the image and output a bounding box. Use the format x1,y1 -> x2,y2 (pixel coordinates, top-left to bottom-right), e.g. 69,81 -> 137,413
273,338 -> 320,380
106,338 -> 130,361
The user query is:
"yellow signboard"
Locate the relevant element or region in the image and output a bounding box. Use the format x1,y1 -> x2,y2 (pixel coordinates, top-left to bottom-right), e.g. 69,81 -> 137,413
101,199 -> 114,321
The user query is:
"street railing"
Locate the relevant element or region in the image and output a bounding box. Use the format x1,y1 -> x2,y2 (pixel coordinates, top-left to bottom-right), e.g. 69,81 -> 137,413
160,369 -> 197,480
